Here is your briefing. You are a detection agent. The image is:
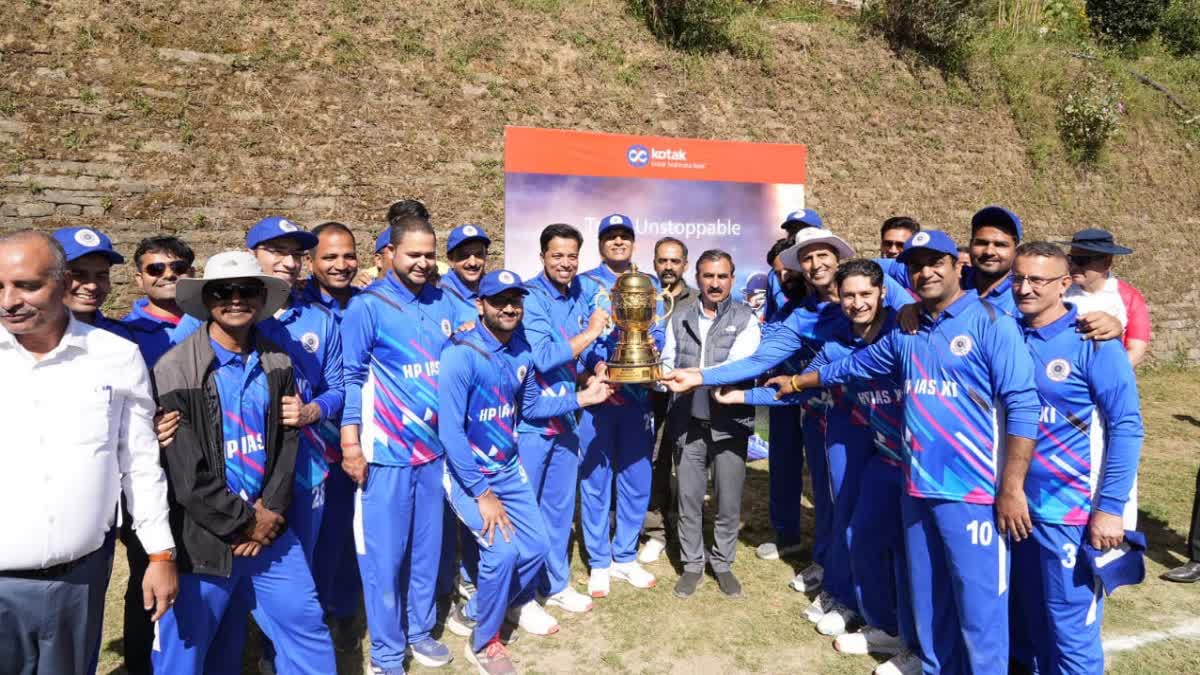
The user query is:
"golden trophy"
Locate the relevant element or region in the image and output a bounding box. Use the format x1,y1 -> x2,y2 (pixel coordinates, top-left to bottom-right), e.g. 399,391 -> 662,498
596,264 -> 675,383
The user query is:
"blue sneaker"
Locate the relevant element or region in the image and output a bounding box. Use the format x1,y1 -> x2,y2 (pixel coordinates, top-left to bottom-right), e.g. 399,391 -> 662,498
408,638 -> 453,667
370,663 -> 405,675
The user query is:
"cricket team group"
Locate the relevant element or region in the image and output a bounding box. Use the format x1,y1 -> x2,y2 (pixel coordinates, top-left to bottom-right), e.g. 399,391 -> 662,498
0,198 -> 1151,675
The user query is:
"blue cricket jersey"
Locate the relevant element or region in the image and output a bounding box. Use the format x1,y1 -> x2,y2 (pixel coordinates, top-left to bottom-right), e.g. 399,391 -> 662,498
819,292 -> 1040,505
437,324 -> 581,497
121,298 -> 194,367
962,268 -> 1017,317
210,339 -> 270,502
91,311 -> 134,342
341,271 -> 474,466
300,279 -> 359,322
764,271 -> 791,323
580,264 -> 666,410
1021,304 -> 1143,525
517,272 -> 588,436
876,257 -> 913,291
438,269 -> 480,317
258,294 -> 345,489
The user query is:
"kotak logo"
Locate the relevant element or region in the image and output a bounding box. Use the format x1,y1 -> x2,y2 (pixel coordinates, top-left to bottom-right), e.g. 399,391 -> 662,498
626,144 -> 688,167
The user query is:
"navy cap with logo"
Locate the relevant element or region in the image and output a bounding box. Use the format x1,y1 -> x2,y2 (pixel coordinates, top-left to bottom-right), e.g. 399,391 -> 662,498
781,209 -> 823,231
447,224 -> 491,254
897,229 -> 959,265
1082,530 -> 1146,596
245,216 -> 319,251
478,270 -> 529,299
52,227 -> 125,264
597,213 -> 636,239
374,228 -> 392,253
971,205 -> 1024,242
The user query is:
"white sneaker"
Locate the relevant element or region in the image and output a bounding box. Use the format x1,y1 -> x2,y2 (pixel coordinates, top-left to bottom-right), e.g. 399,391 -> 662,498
542,587 -> 594,613
874,649 -> 923,675
638,538 -> 666,564
611,560 -> 657,589
789,563 -> 824,592
802,591 -> 835,623
588,568 -> 610,598
506,599 -> 560,636
834,626 -> 903,656
815,602 -> 859,636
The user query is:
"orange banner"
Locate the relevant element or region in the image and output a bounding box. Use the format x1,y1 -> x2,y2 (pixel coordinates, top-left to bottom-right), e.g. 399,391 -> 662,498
504,126 -> 806,185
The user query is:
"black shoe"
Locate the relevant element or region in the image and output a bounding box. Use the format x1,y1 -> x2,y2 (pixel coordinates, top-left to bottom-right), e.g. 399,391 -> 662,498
715,570 -> 743,598
331,615 -> 360,653
1163,560 -> 1200,583
673,571 -> 704,598
446,602 -> 477,637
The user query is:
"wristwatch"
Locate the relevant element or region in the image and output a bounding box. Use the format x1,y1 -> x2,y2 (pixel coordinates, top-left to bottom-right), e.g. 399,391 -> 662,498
148,548 -> 177,563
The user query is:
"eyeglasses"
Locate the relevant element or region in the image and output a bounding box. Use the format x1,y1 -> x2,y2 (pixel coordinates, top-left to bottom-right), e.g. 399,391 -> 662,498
204,282 -> 266,302
1011,274 -> 1066,289
1068,254 -> 1104,267
143,260 -> 191,277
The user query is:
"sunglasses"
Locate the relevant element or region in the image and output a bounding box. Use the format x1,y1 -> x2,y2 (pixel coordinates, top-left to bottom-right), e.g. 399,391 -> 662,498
143,260 -> 191,277
204,282 -> 266,302
1068,254 -> 1104,267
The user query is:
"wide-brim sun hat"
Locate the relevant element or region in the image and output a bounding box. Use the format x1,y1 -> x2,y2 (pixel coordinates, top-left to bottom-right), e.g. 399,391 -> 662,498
781,228 -> 856,272
176,250 -> 291,323
1056,227 -> 1133,256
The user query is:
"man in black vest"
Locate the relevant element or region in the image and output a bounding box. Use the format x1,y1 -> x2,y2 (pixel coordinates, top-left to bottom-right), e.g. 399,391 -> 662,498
660,250 -> 762,598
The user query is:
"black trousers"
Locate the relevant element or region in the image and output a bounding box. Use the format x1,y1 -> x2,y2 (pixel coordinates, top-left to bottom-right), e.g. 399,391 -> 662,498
119,499 -> 154,675
1188,464 -> 1200,562
0,538 -> 113,675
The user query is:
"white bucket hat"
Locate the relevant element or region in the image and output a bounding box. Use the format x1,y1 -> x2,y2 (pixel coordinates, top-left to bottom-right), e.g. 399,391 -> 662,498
176,250 -> 291,322
781,228 -> 856,272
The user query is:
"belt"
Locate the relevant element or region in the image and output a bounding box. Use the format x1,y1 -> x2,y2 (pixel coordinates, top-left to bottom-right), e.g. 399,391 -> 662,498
1,547 -> 99,580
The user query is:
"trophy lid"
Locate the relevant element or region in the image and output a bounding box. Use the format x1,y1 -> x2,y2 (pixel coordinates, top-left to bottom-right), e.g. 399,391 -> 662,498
614,264 -> 656,292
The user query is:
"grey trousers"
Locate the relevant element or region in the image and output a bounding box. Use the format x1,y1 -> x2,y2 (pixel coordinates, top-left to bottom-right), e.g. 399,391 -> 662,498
0,537 -> 113,675
675,424 -> 748,574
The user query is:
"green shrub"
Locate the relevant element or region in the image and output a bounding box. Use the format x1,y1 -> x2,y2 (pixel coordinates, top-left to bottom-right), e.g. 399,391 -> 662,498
1057,73 -> 1123,163
628,0 -> 741,53
865,0 -> 992,74
1161,0 -> 1200,56
1085,0 -> 1168,46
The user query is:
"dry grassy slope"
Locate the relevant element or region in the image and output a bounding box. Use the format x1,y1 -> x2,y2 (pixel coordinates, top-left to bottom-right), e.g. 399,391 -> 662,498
1,0 -> 1198,359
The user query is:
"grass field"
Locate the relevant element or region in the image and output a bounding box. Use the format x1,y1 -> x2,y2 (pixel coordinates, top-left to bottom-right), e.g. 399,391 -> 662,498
97,367 -> 1200,674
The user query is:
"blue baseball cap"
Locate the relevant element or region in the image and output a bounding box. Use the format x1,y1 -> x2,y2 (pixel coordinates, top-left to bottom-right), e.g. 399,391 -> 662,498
374,228 -> 392,253
53,227 -> 125,264
971,205 -> 1023,242
897,229 -> 958,264
245,216 -> 318,251
478,270 -> 528,299
1083,530 -> 1146,596
447,224 -> 491,255
782,209 -> 823,231
597,213 -> 635,238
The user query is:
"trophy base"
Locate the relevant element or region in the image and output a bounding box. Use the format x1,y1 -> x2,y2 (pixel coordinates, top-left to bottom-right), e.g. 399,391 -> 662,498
606,361 -> 662,384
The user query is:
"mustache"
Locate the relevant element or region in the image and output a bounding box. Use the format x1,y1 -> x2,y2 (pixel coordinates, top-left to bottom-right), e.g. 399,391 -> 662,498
0,308 -> 34,319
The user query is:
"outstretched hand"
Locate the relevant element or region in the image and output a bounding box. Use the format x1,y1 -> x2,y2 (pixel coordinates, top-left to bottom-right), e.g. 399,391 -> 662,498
659,368 -> 703,393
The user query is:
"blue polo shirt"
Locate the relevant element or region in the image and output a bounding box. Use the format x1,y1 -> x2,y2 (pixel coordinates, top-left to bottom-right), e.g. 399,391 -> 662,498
341,271 -> 475,466
300,279 -> 358,322
438,324 -> 581,497
210,339 -> 270,502
91,311 -> 134,342
438,269 -> 480,317
819,292 -> 1040,505
876,257 -> 913,291
580,264 -> 668,410
1021,304 -> 1143,525
518,272 -> 589,436
764,271 -> 791,323
258,294 -> 344,489
962,268 -> 1017,317
121,298 -> 191,367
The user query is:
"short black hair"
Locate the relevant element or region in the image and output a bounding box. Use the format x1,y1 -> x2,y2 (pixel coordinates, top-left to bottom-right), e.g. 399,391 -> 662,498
312,221 -> 356,244
834,258 -> 884,289
389,215 -> 435,247
695,249 -> 735,273
766,237 -> 793,266
539,223 -> 583,253
134,236 -> 194,269
881,216 -> 921,237
1015,241 -> 1067,263
387,199 -> 430,225
654,237 -> 688,260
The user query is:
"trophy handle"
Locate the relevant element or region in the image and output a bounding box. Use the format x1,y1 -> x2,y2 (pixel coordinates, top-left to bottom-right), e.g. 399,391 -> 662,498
593,284 -> 615,332
654,289 -> 675,325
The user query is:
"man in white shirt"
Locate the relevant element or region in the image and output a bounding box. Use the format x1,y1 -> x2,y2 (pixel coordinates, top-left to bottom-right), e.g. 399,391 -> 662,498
0,230 -> 177,675
660,250 -> 762,599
